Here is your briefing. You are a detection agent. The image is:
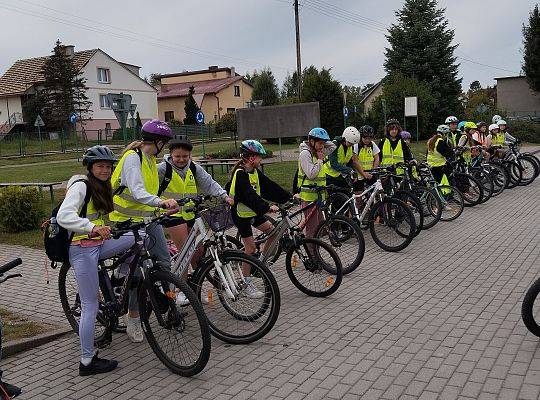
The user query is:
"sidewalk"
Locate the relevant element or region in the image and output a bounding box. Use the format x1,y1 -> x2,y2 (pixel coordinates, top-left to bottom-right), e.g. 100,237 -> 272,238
0,172 -> 539,400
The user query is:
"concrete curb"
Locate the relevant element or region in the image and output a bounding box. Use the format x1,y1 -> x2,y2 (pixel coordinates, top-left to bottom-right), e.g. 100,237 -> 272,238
2,327 -> 73,358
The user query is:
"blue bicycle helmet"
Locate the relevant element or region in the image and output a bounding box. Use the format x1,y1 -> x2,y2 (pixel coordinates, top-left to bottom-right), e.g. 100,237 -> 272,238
240,139 -> 266,156
308,127 -> 330,141
457,121 -> 466,132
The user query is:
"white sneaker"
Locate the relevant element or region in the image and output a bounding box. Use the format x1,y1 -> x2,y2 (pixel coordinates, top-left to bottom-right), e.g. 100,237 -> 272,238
125,315 -> 144,343
176,292 -> 191,306
243,278 -> 264,299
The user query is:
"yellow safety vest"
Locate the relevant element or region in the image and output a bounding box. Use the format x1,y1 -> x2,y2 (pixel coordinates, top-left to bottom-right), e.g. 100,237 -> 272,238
229,168 -> 260,218
325,144 -> 353,177
427,138 -> 446,167
109,150 -> 159,222
380,139 -> 405,174
72,199 -> 106,241
459,135 -> 472,164
358,145 -> 375,171
161,165 -> 198,221
298,153 -> 326,202
492,133 -> 505,146
448,132 -> 458,148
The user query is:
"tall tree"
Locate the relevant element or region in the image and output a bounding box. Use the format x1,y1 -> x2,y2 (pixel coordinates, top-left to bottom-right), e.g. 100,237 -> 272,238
183,85 -> 198,125
469,80 -> 481,92
250,68 -> 280,106
301,66 -> 343,137
145,72 -> 162,87
41,40 -> 92,132
523,4 -> 540,92
280,71 -> 300,103
385,0 -> 462,122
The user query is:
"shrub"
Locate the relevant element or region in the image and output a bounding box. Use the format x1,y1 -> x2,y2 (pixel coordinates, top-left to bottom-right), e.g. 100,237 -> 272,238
112,128 -> 140,141
216,113 -> 237,134
0,186 -> 44,232
205,146 -> 273,159
508,121 -> 540,143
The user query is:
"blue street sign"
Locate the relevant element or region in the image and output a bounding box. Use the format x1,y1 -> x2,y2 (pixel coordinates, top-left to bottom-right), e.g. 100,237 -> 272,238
196,110 -> 205,124
343,106 -> 349,118
69,112 -> 78,124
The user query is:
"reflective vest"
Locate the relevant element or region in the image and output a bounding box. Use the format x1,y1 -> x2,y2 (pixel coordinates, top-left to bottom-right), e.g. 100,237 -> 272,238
448,132 -> 458,148
380,139 -> 405,175
427,138 -> 446,167
161,166 -> 198,221
298,154 -> 326,202
459,135 -> 472,164
109,150 -> 159,222
72,199 -> 106,242
229,168 -> 260,218
325,143 -> 353,177
358,145 -> 375,171
492,132 -> 505,146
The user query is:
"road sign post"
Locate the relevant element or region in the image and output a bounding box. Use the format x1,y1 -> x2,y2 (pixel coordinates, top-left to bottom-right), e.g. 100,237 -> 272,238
196,110 -> 205,156
108,93 -> 132,145
69,112 -> 80,160
343,106 -> 349,128
34,115 -> 45,154
404,97 -> 419,142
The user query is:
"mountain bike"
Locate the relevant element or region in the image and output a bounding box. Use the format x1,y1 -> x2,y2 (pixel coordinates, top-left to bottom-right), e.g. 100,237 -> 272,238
58,214 -> 211,376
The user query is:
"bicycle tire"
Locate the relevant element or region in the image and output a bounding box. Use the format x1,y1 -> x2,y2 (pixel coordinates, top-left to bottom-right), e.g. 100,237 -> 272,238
368,197 -> 416,252
191,250 -> 281,344
327,191 -> 355,218
436,185 -> 464,221
523,153 -> 540,177
410,186 -> 442,230
471,169 -> 493,204
314,215 -> 365,275
502,160 -> 522,188
521,276 -> 540,337
394,190 -> 424,236
486,163 -> 507,196
285,237 -> 343,297
516,156 -> 537,186
453,173 -> 483,207
139,269 -> 211,376
58,262 -> 110,343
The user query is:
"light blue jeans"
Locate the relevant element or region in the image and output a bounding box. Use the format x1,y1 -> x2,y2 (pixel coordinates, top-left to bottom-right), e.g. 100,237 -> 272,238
69,235 -> 134,360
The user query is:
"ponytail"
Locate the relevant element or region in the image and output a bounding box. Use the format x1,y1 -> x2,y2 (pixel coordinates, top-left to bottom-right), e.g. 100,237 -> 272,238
428,134 -> 442,152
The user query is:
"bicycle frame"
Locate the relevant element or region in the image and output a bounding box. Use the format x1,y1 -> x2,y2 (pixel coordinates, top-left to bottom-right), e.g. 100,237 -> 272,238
334,179 -> 385,222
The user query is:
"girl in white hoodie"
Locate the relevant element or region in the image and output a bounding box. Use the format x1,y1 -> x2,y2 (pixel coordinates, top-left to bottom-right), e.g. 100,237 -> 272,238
57,145 -> 133,377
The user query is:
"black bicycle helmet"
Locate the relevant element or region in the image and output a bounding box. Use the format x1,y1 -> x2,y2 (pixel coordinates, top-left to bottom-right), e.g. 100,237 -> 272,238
168,135 -> 193,151
82,145 -> 118,167
386,118 -> 400,127
360,125 -> 374,137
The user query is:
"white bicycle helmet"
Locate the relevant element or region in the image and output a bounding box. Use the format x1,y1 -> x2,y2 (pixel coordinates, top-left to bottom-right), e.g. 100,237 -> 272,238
445,116 -> 458,124
492,114 -> 502,124
342,126 -> 361,144
497,119 -> 507,127
488,123 -> 499,132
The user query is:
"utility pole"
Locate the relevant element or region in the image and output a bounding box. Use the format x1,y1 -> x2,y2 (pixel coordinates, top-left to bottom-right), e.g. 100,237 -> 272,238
294,0 -> 302,100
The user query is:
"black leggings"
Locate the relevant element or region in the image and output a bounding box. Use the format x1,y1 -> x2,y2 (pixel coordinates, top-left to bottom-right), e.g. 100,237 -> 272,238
431,165 -> 451,184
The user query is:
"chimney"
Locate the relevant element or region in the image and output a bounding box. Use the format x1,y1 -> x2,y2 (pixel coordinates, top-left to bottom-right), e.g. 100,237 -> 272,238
63,45 -> 75,58
230,66 -> 235,77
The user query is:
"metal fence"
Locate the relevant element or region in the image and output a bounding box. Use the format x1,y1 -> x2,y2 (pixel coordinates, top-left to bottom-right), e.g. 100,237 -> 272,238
0,125 -> 237,158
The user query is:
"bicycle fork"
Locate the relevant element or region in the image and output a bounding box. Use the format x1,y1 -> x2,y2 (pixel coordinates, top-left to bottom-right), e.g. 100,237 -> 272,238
208,246 -> 239,300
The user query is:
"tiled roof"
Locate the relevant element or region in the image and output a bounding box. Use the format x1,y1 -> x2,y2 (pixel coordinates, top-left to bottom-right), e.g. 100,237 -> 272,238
0,49 -> 98,97
157,76 -> 249,98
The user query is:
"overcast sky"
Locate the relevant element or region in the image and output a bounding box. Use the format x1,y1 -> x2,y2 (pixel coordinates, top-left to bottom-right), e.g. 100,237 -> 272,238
0,0 -> 536,90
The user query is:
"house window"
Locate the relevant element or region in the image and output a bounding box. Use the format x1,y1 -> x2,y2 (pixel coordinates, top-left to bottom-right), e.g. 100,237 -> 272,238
97,68 -> 110,83
164,111 -> 175,122
234,85 -> 240,97
227,108 -> 236,114
99,94 -> 110,109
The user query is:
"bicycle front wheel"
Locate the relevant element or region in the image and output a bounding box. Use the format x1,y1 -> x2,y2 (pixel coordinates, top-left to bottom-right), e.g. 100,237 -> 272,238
522,276 -> 540,337
191,250 -> 280,344
436,185 -> 464,221
139,269 -> 211,376
285,237 -> 343,297
517,156 -> 537,186
410,186 -> 442,230
453,173 -> 483,207
315,215 -> 365,275
394,190 -> 424,236
369,198 -> 416,252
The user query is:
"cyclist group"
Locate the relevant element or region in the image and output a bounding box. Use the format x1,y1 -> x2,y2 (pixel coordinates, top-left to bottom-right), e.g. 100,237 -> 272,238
1,111 -> 535,395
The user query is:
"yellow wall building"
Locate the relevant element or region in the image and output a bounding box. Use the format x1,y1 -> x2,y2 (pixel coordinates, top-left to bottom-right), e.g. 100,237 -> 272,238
157,66 -> 253,123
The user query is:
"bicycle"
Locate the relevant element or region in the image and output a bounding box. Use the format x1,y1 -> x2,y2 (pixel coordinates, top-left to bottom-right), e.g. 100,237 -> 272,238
0,258 -> 23,399
327,168 -> 417,252
180,196 -> 281,345
506,141 -> 538,185
455,146 -> 493,204
449,149 -> 484,207
522,275 -> 540,338
58,213 -> 211,376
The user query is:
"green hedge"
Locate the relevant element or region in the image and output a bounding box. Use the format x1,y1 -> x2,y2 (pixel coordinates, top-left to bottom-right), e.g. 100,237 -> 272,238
0,186 -> 44,232
509,121 -> 540,143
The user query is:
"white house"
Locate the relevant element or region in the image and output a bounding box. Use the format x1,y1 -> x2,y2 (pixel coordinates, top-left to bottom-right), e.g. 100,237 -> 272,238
0,45 -> 158,140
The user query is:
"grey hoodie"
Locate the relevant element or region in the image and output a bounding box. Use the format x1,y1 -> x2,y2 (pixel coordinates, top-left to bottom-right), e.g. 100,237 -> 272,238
298,141 -> 336,179
157,155 -> 227,198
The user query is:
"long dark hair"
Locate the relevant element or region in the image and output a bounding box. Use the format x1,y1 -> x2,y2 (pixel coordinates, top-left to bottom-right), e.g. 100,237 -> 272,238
87,172 -> 114,214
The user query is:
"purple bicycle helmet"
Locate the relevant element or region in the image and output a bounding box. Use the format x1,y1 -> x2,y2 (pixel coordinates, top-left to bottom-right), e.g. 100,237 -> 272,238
141,119 -> 174,141
401,131 -> 411,139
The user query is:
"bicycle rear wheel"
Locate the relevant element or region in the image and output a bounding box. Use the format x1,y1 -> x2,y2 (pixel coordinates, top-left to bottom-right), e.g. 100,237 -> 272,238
453,173 -> 483,207
139,269 -> 211,376
285,237 -> 343,297
315,215 -> 365,274
471,169 -> 493,204
394,190 -> 424,236
191,250 -> 280,344
436,185 -> 464,221
369,198 -> 416,252
486,164 -> 507,196
327,191 -> 355,218
410,186 -> 442,230
522,276 -> 540,337
516,156 -> 537,186
503,160 -> 522,188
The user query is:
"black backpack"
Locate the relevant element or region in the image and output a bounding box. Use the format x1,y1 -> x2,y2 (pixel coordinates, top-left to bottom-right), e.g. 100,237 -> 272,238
43,179 -> 92,265
157,160 -> 198,196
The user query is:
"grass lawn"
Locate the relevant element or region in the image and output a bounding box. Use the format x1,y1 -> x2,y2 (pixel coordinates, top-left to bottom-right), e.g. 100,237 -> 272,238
0,307 -> 53,341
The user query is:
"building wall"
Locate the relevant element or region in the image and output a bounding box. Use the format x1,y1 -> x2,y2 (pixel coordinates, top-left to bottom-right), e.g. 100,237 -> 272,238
0,96 -> 22,125
81,50 -> 158,133
363,84 -> 384,114
161,70 -> 231,85
497,77 -> 540,117
216,81 -> 253,114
